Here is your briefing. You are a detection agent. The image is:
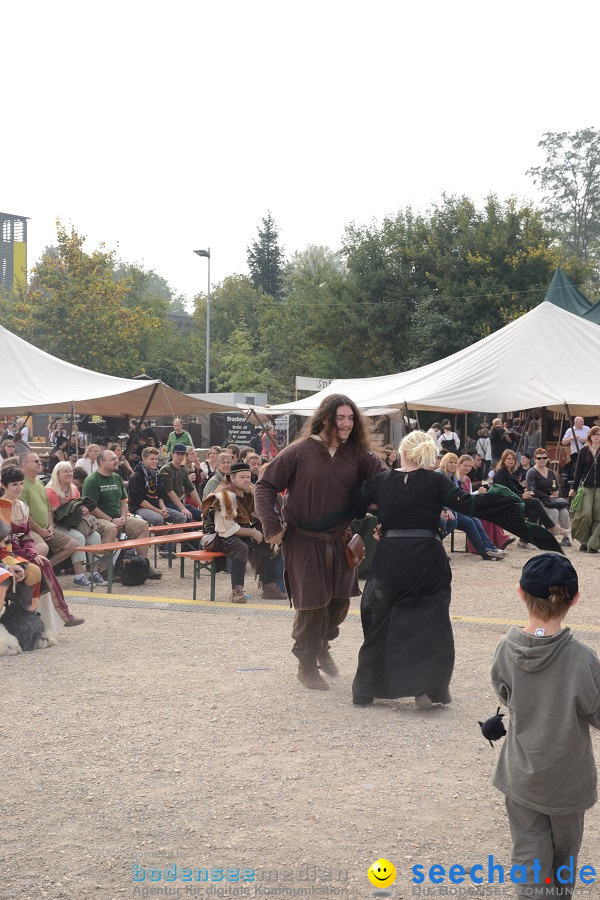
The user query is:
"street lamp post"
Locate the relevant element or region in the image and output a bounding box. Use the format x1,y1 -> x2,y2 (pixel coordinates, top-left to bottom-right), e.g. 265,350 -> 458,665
194,248 -> 211,392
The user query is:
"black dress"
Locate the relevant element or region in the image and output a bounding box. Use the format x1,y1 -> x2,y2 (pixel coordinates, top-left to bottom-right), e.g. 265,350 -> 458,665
351,468 -> 468,704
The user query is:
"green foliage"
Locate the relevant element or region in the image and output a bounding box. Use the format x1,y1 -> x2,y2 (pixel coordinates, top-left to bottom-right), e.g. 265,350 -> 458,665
528,129 -> 600,268
247,212 -> 285,300
4,223 -> 202,390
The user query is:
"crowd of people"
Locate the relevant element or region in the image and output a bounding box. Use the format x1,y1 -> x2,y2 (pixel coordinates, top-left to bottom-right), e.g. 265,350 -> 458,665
2,400 -> 600,896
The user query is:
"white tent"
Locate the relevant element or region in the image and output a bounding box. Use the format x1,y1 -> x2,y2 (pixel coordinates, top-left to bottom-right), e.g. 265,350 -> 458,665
262,302 -> 600,417
0,325 -> 231,417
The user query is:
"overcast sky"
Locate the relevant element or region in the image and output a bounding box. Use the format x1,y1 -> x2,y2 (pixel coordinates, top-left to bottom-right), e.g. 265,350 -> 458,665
3,0 -> 599,306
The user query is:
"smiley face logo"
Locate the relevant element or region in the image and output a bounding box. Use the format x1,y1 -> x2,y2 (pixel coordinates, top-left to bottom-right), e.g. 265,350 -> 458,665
368,858 -> 396,888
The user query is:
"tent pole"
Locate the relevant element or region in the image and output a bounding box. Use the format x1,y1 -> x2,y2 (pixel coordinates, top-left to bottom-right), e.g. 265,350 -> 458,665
67,402 -> 75,456
464,412 -> 468,453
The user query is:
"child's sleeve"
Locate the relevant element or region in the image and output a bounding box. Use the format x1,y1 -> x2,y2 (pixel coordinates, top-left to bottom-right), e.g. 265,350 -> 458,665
586,657 -> 600,730
491,642 -> 511,707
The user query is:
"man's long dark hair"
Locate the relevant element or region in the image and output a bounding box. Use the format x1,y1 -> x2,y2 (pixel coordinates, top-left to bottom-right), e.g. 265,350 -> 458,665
299,394 -> 373,454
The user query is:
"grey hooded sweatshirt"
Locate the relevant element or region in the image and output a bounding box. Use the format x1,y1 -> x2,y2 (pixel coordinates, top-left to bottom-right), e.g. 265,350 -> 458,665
491,626 -> 600,815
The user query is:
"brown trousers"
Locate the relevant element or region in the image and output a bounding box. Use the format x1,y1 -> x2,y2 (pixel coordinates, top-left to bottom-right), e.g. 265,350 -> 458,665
291,597 -> 350,664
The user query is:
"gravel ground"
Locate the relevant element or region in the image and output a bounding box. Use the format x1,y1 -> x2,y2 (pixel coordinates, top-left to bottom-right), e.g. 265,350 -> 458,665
2,543 -> 599,900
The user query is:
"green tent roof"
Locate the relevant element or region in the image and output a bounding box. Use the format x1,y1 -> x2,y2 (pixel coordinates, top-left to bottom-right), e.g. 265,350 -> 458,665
544,267 -> 593,315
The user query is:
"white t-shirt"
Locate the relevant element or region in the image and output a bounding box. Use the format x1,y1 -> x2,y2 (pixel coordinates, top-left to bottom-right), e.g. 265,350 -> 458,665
563,426 -> 590,455
75,457 -> 98,475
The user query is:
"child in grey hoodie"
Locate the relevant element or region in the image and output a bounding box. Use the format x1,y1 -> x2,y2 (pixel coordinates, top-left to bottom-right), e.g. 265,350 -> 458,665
491,553 -> 600,898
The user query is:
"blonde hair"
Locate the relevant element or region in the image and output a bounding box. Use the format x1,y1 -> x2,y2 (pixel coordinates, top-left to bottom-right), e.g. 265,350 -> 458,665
457,454 -> 473,467
84,444 -> 100,458
438,452 -> 459,474
399,431 -> 438,470
49,461 -> 76,499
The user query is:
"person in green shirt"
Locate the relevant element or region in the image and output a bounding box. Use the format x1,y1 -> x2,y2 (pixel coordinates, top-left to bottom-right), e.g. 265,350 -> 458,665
165,418 -> 193,457
19,452 -> 79,567
83,449 -> 162,579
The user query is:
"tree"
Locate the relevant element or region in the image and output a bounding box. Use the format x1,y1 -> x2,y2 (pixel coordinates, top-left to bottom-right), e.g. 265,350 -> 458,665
247,212 -> 285,299
528,129 -> 600,266
6,223 -> 161,377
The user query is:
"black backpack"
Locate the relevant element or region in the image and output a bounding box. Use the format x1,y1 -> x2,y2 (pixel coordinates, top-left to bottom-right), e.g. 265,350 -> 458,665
120,556 -> 149,586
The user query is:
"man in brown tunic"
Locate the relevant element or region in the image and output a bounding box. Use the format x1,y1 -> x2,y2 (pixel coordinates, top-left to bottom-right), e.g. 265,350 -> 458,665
254,395 -> 385,691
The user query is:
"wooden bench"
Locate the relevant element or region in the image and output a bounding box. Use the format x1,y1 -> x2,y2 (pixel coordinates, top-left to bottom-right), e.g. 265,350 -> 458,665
148,521 -> 204,566
75,531 -> 204,593
175,551 -> 226,602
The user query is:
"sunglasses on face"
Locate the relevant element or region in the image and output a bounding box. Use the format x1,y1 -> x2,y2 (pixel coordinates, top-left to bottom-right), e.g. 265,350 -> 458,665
535,455 -> 548,460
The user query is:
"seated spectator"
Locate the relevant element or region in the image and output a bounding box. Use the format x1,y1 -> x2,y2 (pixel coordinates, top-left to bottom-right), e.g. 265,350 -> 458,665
83,449 -> 162,579
261,424 -> 280,459
110,442 -> 134,482
201,461 -> 285,602
72,466 -> 88,492
200,446 -> 220,483
46,461 -> 106,588
1,420 -> 16,442
0,518 -> 42,613
18,452 -> 80,570
128,447 -> 186,529
494,449 -> 568,547
438,454 -> 506,561
515,452 -> 532,484
246,453 -> 261,484
467,453 -> 485,491
159,443 -> 202,522
165,418 -> 193,457
526,448 -> 572,547
76,444 -> 100,476
456,454 -> 512,554
202,451 -> 232,498
47,436 -> 70,474
1,464 -> 83,625
184,447 -> 203,508
0,438 -> 16,460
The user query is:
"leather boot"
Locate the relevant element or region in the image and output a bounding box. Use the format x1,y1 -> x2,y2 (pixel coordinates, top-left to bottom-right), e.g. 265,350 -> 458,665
261,582 -> 287,600
231,586 -> 248,604
297,661 -> 329,691
317,645 -> 339,677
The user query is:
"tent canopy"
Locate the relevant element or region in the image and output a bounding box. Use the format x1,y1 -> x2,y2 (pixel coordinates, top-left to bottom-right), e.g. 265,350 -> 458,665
263,302 -> 600,417
0,325 -> 231,417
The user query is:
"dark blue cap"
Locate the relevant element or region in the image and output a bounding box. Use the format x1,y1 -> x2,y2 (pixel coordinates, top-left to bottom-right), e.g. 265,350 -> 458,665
520,553 -> 579,600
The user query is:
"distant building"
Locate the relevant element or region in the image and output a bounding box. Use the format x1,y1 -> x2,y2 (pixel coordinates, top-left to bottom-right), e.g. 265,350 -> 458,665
189,392 -> 268,408
0,212 -> 28,293
166,312 -> 196,334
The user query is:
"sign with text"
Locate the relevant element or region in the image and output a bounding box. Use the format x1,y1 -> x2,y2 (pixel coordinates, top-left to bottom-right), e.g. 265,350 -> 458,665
295,376 -> 334,392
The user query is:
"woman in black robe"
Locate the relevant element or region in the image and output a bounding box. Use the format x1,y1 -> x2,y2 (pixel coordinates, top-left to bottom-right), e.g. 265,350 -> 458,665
351,431 -> 484,709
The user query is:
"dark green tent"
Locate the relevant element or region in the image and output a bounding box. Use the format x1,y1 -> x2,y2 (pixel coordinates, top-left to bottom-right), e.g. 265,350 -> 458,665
544,267 -> 593,315
544,267 -> 600,324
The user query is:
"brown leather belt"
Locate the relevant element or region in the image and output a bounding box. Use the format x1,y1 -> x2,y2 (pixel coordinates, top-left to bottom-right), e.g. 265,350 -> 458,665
286,524 -> 347,598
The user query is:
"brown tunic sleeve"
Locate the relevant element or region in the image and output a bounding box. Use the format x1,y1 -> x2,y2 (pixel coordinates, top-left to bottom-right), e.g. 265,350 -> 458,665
254,444 -> 298,539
